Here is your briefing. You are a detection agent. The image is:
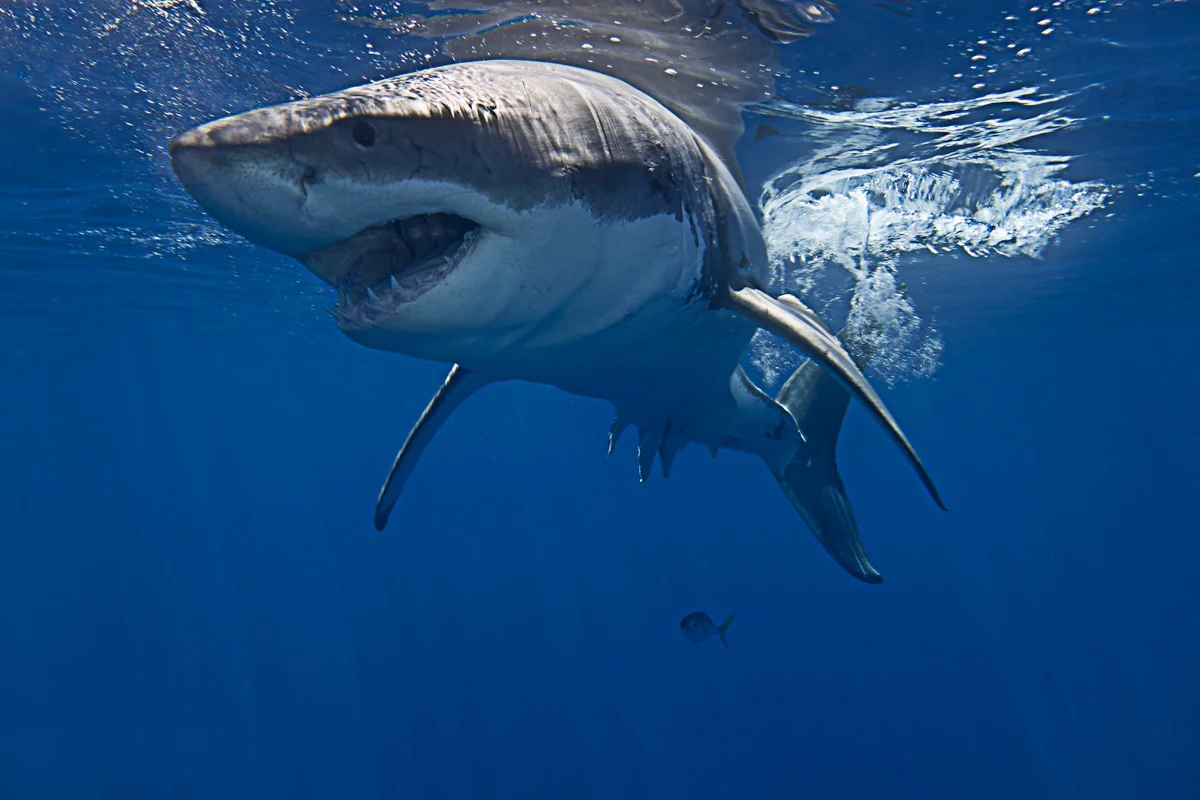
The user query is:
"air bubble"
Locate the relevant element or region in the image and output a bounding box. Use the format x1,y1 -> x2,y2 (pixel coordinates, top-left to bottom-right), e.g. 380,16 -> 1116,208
757,88 -> 1109,389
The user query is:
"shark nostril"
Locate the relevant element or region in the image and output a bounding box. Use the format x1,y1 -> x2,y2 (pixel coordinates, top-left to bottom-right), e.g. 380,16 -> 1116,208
299,166 -> 316,196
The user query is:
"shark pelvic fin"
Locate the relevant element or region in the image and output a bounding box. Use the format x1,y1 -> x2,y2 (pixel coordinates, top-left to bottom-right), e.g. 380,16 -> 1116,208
608,416 -> 631,457
722,285 -> 945,512
373,364 -> 492,531
659,423 -> 686,479
609,416 -> 683,479
636,423 -> 666,482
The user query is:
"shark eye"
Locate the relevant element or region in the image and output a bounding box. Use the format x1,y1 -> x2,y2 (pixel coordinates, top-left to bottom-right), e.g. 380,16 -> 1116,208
352,120 -> 376,148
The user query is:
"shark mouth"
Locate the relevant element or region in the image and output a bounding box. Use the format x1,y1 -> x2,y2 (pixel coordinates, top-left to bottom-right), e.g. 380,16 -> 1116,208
302,212 -> 481,328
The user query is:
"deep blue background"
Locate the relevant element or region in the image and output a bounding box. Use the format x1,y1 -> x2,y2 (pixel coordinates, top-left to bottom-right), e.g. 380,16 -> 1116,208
2,1 -> 1199,798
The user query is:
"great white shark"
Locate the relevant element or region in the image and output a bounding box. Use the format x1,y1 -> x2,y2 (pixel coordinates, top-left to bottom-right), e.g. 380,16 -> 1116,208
169,58 -> 945,583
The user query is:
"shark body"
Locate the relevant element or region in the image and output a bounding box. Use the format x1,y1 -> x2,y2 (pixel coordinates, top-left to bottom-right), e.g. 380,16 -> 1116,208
169,59 -> 943,582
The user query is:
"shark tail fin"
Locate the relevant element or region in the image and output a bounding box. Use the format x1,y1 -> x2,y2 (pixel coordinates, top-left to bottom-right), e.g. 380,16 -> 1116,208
770,322 -> 886,584
724,285 -> 944,512
718,613 -> 736,653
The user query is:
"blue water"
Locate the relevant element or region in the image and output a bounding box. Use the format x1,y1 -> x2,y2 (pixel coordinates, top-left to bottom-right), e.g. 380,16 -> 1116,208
2,1 -> 1199,798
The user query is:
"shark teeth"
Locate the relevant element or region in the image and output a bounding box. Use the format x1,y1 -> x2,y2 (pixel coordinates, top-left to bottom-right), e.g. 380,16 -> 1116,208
308,216 -> 482,330
366,286 -> 383,308
329,231 -> 479,330
332,258 -> 451,327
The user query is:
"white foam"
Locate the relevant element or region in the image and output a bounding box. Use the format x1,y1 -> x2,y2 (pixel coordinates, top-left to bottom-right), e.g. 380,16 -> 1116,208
750,87 -> 1110,387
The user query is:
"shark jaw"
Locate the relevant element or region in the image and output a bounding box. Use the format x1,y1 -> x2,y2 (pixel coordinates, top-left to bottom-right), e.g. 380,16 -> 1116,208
302,212 -> 483,330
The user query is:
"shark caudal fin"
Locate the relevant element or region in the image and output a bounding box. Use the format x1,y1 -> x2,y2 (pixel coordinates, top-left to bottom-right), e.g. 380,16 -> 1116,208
770,322 -> 886,584
723,285 -> 944,512
718,613 -> 736,653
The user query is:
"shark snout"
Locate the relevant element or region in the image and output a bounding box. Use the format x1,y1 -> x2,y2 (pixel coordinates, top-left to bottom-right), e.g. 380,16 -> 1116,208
167,137 -> 221,190
169,128 -> 340,255
167,122 -> 223,156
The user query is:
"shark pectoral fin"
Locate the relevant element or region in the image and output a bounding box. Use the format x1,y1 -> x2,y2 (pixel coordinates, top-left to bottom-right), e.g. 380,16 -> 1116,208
373,364 -> 492,531
775,453 -> 883,584
724,285 -> 945,512
776,292 -> 835,336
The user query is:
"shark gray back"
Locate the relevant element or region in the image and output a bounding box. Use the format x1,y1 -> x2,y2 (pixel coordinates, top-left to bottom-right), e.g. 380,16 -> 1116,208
346,0 -> 841,189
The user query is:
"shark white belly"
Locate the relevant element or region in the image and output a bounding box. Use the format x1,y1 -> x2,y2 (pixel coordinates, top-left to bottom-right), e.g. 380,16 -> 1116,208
338,196 -> 752,410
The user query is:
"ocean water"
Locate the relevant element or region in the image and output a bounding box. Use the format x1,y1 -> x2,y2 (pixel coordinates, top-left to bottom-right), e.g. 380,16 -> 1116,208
1,1 -> 1198,798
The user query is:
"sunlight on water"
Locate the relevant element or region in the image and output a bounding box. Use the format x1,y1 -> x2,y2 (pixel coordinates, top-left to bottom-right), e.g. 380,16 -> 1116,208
0,1 -> 306,153
749,87 -> 1111,387
0,1 -> 1113,350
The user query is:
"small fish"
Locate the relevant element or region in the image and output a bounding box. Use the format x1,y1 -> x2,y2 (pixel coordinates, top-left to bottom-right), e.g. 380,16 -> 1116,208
680,611 -> 737,652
